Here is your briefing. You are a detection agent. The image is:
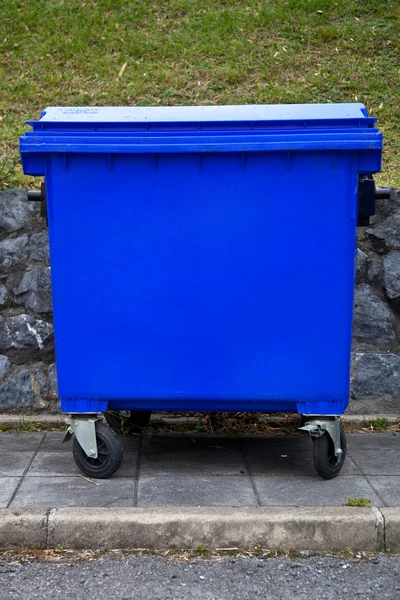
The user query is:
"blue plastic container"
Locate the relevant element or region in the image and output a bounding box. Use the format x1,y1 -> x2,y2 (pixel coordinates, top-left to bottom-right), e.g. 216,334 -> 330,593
20,104 -> 383,417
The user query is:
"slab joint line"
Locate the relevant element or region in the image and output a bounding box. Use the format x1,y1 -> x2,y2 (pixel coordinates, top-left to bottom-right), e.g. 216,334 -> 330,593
6,432 -> 47,508
133,434 -> 143,507
238,440 -> 262,507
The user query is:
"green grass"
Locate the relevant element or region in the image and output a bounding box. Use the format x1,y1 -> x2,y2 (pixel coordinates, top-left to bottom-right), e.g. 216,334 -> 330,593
0,0 -> 399,189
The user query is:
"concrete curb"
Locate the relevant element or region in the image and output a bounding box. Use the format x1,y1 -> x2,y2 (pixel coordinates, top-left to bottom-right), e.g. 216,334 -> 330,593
1,507 -> 398,552
0,414 -> 66,427
381,508 -> 400,552
0,509 -> 48,548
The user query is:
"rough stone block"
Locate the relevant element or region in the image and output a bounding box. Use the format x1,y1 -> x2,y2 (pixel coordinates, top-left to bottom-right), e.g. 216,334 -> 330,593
36,371 -> 49,396
0,234 -> 29,268
356,249 -> 367,283
0,189 -> 37,233
14,266 -> 52,312
383,251 -> 400,301
0,355 -> 11,382
0,368 -> 41,408
0,314 -> 53,350
366,253 -> 383,286
0,284 -> 7,305
48,364 -> 58,397
352,353 -> 400,399
366,207 -> 400,252
0,231 -> 49,269
27,230 -> 49,263
393,188 -> 400,207
353,284 -> 395,342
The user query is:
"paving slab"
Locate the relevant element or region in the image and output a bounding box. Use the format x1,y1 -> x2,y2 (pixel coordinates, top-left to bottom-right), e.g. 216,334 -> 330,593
367,476 -> 400,506
138,475 -> 257,507
38,431 -> 71,452
141,448 -> 246,476
0,432 -> 44,452
40,431 -> 141,453
242,447 -> 360,476
240,435 -> 362,476
141,434 -> 240,454
28,451 -> 138,478
240,435 -> 312,453
348,448 -> 400,475
0,452 -> 35,477
10,476 -> 136,508
346,432 -> 400,449
0,431 -> 398,511
120,435 -> 141,452
253,475 -> 384,507
0,477 -> 21,508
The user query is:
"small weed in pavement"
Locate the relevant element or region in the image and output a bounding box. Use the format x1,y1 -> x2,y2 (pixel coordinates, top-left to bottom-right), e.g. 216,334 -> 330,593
363,418 -> 389,431
18,420 -> 46,432
345,497 -> 372,507
195,544 -> 209,557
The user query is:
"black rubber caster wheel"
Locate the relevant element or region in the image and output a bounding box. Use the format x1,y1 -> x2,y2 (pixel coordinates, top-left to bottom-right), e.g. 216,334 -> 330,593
104,410 -> 152,434
73,421 -> 123,479
312,428 -> 347,480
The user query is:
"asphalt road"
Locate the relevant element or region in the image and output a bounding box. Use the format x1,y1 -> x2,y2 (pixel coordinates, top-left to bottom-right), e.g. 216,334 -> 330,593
0,553 -> 399,599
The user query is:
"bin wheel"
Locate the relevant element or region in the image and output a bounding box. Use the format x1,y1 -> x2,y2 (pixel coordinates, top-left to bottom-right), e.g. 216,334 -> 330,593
73,422 -> 123,479
312,428 -> 347,480
104,410 -> 152,434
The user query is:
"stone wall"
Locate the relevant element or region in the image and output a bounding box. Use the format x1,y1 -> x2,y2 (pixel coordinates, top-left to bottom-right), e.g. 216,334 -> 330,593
0,190 -> 57,412
0,188 -> 399,415
350,188 -> 400,414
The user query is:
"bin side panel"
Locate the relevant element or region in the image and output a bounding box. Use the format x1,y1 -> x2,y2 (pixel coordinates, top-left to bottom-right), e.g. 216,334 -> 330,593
47,150 -> 356,414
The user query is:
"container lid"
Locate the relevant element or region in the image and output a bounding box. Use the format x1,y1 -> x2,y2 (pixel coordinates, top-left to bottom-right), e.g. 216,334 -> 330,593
34,103 -> 370,124
20,103 -> 382,161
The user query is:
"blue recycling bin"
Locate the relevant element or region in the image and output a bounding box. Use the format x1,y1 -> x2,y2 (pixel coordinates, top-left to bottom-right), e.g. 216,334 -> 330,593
20,104 -> 384,478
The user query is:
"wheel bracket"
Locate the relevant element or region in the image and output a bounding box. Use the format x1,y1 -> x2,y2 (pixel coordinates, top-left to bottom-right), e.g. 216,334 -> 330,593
299,418 -> 342,457
65,417 -> 101,459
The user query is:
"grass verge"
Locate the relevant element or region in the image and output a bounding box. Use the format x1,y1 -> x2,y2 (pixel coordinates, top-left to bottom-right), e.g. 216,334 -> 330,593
1,0 -> 399,189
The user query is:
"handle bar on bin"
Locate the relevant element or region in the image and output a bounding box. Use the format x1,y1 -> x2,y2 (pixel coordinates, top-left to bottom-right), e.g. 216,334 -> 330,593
358,175 -> 391,227
27,181 -> 47,220
374,186 -> 391,200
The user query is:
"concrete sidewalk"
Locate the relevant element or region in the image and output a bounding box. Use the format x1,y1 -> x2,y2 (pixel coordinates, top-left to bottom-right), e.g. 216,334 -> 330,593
0,430 -> 399,551
0,430 -> 399,509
